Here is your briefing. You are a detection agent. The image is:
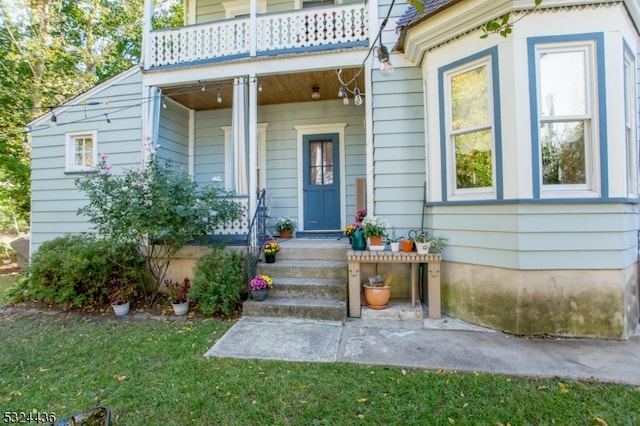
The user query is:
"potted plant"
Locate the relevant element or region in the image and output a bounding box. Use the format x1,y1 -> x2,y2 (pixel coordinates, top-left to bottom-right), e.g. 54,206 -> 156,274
250,274 -> 273,301
409,229 -> 447,254
164,277 -> 191,315
107,277 -> 136,316
262,240 -> 280,263
275,216 -> 297,238
387,227 -> 403,252
362,215 -> 389,247
363,273 -> 393,309
344,223 -> 366,250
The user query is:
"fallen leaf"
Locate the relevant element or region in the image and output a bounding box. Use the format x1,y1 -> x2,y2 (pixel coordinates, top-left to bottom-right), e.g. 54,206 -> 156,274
401,369 -> 407,375
448,417 -> 455,424
117,375 -> 127,383
558,382 -> 569,394
358,398 -> 367,403
593,416 -> 608,426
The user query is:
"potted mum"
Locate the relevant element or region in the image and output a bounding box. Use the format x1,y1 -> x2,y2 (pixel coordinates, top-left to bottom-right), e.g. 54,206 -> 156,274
275,216 -> 296,238
250,274 -> 273,301
262,240 -> 280,263
362,215 -> 389,247
107,277 -> 136,316
164,277 -> 191,315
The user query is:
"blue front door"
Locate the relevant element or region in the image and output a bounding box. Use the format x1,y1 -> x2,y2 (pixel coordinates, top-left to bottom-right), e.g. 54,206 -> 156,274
303,133 -> 340,230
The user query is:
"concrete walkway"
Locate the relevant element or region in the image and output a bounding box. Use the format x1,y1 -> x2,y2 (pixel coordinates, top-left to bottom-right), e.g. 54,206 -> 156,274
205,302 -> 640,386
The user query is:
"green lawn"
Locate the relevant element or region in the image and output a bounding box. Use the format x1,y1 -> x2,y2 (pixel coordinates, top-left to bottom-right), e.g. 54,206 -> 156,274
1,313 -> 638,426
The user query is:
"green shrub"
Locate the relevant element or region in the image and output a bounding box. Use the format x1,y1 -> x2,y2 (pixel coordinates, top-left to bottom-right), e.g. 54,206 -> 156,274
17,235 -> 145,307
190,246 -> 246,316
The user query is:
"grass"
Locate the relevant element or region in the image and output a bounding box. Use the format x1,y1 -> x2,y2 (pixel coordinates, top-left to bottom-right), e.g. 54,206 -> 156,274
0,313 -> 638,426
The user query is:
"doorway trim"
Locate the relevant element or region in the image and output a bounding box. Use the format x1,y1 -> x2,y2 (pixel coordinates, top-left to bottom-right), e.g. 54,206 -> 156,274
294,123 -> 347,232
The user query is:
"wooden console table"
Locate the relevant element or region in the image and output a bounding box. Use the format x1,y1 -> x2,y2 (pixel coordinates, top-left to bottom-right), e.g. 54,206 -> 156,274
347,250 -> 442,319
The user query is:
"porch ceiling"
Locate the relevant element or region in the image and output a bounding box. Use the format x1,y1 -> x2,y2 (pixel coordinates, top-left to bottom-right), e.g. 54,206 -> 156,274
162,68 -> 362,111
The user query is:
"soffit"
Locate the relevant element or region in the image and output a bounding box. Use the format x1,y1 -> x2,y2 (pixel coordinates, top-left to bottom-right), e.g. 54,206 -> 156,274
162,68 -> 362,110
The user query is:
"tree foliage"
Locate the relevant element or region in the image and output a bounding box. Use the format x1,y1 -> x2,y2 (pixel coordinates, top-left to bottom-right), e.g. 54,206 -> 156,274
0,0 -> 182,232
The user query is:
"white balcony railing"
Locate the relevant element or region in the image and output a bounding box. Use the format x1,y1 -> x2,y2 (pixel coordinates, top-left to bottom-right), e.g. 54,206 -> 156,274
147,3 -> 368,68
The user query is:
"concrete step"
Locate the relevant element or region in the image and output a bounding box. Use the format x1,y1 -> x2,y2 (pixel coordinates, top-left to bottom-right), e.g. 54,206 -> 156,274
266,238 -> 350,262
257,259 -> 348,280
243,297 -> 346,321
269,277 -> 346,299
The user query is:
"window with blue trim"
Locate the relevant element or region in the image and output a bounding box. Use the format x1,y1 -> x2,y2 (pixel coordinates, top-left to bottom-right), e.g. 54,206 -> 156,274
441,50 -> 500,201
530,38 -> 601,197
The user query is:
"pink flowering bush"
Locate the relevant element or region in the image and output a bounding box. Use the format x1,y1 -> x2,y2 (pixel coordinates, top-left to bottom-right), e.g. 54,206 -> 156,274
75,141 -> 244,306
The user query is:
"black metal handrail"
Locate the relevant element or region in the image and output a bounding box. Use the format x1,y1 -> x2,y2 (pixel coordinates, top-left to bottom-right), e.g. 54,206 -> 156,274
245,189 -> 268,296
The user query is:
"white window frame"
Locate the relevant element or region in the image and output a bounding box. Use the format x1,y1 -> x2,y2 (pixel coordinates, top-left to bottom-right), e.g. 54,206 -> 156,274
623,47 -> 638,197
533,40 -> 600,197
443,55 -> 497,200
65,130 -> 97,173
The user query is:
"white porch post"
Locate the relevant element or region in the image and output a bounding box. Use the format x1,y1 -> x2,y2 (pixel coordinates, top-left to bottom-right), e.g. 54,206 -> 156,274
141,0 -> 153,70
250,0 -> 257,57
232,77 -> 249,195
249,75 -> 258,218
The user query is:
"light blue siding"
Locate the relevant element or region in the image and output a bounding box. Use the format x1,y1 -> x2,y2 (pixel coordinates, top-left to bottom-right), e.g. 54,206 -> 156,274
371,66 -> 426,235
157,100 -> 190,168
427,203 -> 639,270
194,109 -> 230,187
30,68 -> 144,252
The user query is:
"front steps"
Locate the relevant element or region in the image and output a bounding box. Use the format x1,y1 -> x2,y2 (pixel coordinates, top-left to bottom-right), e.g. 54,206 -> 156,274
243,238 -> 350,321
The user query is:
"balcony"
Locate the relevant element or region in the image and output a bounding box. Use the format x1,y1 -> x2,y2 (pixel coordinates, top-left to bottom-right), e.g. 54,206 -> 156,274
146,3 -> 368,69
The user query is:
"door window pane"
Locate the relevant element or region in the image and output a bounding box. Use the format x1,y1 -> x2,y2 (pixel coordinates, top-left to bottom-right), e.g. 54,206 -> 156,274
309,140 -> 333,185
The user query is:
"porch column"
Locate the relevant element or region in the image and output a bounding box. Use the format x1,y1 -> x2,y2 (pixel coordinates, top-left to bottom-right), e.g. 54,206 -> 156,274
248,74 -> 258,217
232,77 -> 249,195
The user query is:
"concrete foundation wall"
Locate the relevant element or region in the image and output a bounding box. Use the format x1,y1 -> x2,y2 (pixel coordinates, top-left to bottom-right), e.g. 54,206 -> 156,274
442,261 -> 639,340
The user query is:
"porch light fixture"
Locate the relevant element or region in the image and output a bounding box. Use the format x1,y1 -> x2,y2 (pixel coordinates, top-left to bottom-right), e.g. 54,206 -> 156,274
354,88 -> 363,106
50,109 -> 57,127
377,43 -> 394,77
216,88 -> 223,104
311,86 -> 320,101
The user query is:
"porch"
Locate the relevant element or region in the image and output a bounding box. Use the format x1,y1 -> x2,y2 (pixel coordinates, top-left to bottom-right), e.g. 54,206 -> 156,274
143,3 -> 369,69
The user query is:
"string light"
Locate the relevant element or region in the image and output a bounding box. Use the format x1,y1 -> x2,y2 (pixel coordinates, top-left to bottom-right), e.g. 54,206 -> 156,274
354,88 -> 363,106
50,110 -> 57,127
217,88 -> 223,103
258,82 -> 263,92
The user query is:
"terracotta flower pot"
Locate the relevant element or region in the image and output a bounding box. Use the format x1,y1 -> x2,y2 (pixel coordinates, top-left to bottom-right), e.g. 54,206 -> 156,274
401,240 -> 413,252
368,236 -> 383,246
279,230 -> 292,239
364,285 -> 391,310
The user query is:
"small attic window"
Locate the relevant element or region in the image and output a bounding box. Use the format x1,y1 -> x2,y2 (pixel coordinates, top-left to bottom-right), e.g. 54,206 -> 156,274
65,130 -> 97,173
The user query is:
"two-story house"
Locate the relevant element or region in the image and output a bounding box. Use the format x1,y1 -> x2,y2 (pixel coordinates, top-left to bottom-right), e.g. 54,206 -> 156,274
27,0 -> 640,339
